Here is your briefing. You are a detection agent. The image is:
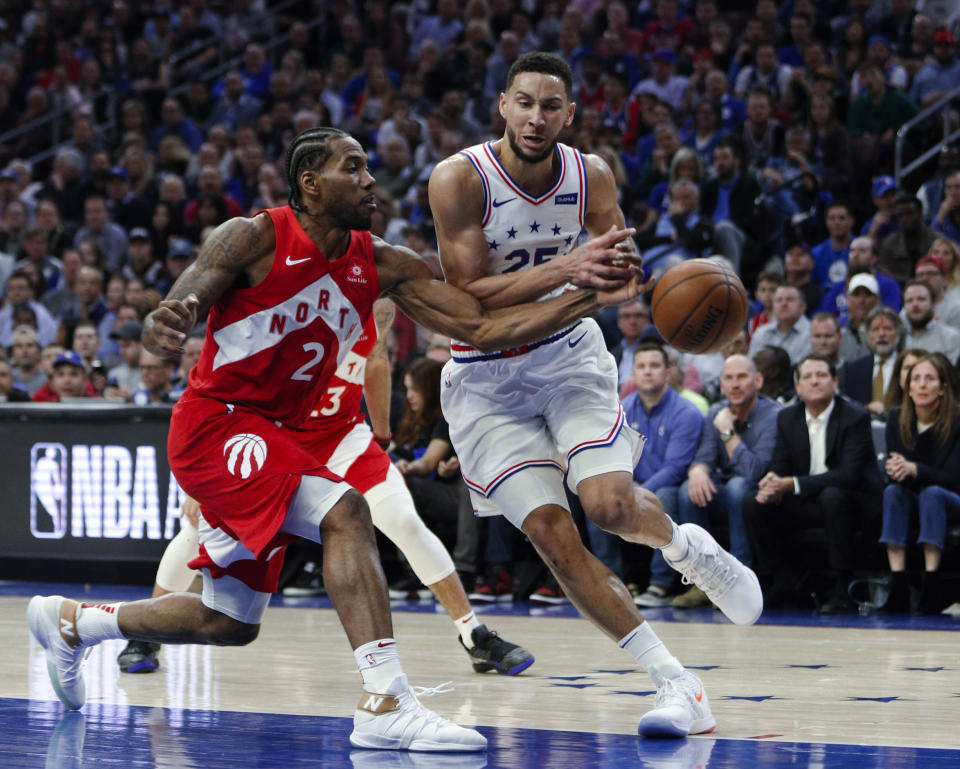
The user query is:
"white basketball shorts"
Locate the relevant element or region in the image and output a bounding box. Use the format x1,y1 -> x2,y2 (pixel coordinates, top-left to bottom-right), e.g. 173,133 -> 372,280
441,318 -> 645,528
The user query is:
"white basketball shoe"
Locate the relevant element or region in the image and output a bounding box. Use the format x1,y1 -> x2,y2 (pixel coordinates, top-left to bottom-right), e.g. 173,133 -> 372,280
350,675 -> 487,752
27,596 -> 91,710
664,524 -> 763,625
637,671 -> 715,738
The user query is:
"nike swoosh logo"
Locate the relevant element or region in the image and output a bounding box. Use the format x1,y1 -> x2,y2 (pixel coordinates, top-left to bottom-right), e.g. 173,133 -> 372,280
377,641 -> 395,648
460,614 -> 475,624
568,331 -> 588,348
695,687 -> 703,703
492,197 -> 516,207
285,255 -> 311,266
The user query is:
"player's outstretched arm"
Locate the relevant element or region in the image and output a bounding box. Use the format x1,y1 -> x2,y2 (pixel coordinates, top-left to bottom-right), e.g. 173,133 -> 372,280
429,155 -> 638,309
143,215 -> 275,357
375,238 -> 643,352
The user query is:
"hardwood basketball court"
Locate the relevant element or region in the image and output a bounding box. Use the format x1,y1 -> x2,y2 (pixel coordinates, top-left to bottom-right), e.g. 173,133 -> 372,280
2,582 -> 959,768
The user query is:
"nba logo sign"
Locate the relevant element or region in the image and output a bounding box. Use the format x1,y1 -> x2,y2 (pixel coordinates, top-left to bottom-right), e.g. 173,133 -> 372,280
30,442 -> 68,539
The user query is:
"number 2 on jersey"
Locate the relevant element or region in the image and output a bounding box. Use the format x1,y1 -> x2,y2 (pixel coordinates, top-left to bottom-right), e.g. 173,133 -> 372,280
291,342 -> 326,382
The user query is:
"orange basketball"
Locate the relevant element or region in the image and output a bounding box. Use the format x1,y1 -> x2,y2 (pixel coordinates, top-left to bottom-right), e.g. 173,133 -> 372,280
650,259 -> 749,354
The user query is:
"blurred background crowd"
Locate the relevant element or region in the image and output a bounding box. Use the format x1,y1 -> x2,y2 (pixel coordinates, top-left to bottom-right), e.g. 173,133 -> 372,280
1,0 -> 959,616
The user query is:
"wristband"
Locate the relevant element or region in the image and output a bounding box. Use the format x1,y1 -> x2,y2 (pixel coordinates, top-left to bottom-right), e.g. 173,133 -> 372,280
373,432 -> 392,450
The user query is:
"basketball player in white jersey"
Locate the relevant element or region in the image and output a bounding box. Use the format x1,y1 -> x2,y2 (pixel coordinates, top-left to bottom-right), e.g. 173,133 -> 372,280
429,52 -> 764,737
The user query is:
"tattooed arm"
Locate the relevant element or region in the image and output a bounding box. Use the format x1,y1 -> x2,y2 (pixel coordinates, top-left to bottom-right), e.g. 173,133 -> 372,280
142,214 -> 276,357
374,238 -> 644,352
363,299 -> 395,441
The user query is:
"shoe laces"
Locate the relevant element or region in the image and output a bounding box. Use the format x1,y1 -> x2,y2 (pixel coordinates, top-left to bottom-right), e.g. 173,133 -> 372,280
411,681 -> 454,698
677,546 -> 737,598
57,644 -> 91,684
475,629 -> 515,655
653,674 -> 696,710
393,681 -> 455,734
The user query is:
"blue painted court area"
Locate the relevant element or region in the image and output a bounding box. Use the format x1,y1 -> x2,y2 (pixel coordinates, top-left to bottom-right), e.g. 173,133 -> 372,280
3,697 -> 958,769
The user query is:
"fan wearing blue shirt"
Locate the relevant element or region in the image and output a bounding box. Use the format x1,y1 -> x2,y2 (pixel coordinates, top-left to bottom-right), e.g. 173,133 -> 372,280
812,202 -> 854,287
817,236 -> 902,318
619,342 -> 704,608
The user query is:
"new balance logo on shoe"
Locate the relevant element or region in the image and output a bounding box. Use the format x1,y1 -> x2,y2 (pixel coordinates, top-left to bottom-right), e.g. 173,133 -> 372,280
358,692 -> 399,715
60,617 -> 76,638
363,695 -> 384,711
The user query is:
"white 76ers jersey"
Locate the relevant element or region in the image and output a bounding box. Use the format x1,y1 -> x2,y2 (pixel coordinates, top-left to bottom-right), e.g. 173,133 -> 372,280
456,140 -> 587,312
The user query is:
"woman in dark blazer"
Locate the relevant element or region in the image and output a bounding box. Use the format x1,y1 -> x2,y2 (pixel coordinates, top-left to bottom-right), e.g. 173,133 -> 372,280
881,352 -> 960,613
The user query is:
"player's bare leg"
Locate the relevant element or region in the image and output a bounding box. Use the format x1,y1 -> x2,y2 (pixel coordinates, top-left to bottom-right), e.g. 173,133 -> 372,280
521,504 -> 644,639
578,471 -> 673,547
428,572 -> 472,618
28,487 -> 486,752
577,471 -> 763,626
521,509 -> 707,732
319,490 -> 393,646
521,503 -> 714,736
119,518 -> 201,673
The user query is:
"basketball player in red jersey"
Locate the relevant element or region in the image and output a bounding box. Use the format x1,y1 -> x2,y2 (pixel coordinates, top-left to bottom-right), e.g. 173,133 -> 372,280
116,299 -> 535,677
27,127 -> 641,752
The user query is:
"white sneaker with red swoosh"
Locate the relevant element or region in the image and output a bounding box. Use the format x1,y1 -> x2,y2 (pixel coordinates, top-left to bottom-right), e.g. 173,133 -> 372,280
637,671 -> 715,738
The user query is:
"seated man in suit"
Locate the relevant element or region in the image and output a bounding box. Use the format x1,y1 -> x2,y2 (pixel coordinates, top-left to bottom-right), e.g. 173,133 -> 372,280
838,305 -> 904,416
743,353 -> 882,613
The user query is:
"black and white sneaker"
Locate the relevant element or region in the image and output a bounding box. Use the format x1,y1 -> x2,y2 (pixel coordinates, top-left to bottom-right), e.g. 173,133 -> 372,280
282,561 -> 326,597
459,625 -> 535,675
117,640 -> 161,673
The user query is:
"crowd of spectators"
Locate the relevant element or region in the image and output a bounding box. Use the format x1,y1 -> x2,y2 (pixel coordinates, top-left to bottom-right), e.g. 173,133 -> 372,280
1,0 -> 959,614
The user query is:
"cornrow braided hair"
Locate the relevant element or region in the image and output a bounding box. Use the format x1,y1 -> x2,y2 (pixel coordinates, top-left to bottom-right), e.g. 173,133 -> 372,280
285,127 -> 350,212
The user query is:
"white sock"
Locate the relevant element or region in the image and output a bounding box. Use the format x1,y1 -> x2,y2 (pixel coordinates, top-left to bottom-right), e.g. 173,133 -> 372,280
455,611 -> 481,647
75,602 -> 124,644
354,638 -> 404,692
659,519 -> 689,562
619,622 -> 684,683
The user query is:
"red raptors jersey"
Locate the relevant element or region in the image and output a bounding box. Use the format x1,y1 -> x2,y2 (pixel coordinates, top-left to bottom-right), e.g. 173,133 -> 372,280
184,207 -> 379,426
304,313 -> 378,446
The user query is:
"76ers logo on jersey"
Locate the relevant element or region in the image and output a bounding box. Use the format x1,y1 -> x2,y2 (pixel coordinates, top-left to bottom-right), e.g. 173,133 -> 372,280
223,433 -> 267,479
347,262 -> 368,285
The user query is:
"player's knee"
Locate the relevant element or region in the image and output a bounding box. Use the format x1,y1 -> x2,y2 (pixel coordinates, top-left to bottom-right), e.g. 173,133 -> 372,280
523,507 -> 584,568
201,608 -> 260,645
324,489 -> 373,534
201,606 -> 260,646
586,489 -> 643,534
